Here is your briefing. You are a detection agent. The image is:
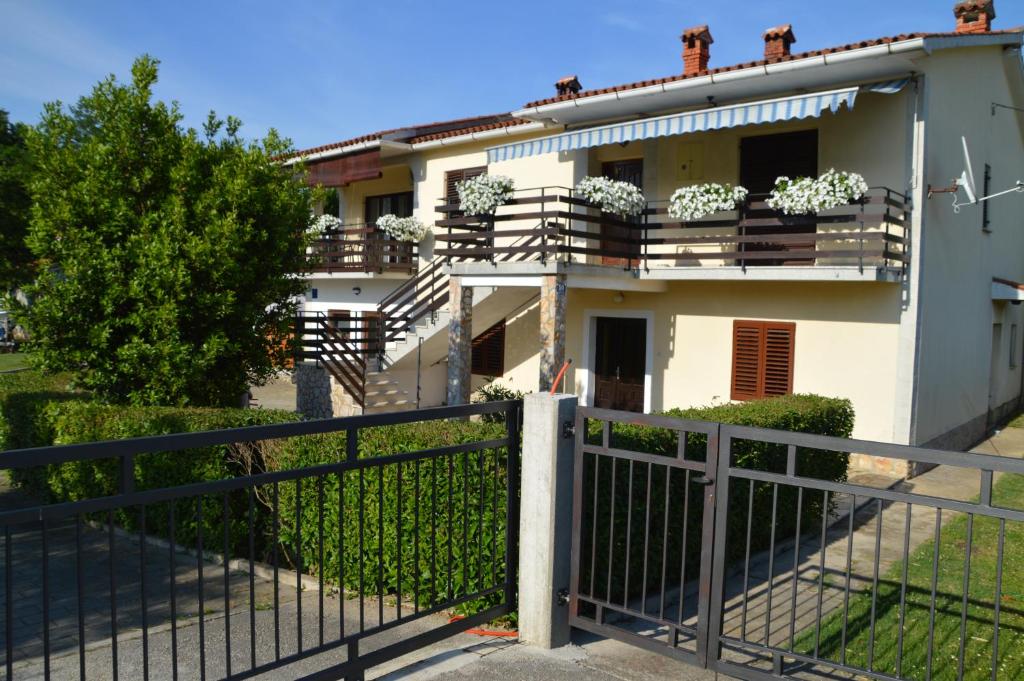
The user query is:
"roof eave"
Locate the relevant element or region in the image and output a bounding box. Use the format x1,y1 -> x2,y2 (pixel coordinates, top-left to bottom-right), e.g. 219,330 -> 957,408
513,33 -> 1023,122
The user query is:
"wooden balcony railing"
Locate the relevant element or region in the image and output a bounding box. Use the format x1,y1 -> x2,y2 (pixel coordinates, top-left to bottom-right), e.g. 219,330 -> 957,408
307,225 -> 417,274
434,187 -> 910,275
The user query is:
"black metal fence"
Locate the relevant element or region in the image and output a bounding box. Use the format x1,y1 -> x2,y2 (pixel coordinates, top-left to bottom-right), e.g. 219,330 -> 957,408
0,400 -> 522,681
570,406 -> 1024,681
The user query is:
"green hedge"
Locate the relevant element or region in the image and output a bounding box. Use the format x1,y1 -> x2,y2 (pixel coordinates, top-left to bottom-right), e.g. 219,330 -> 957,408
579,394 -> 853,608
271,420 -> 511,612
9,397 -> 301,556
0,371 -> 88,451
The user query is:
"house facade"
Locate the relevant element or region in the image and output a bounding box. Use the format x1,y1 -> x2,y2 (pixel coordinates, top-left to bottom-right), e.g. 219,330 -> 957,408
292,0 -> 1024,471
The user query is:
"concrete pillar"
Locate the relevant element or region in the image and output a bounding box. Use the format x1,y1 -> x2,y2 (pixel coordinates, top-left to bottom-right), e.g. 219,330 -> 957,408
539,274 -> 567,391
518,392 -> 578,649
446,276 -> 473,405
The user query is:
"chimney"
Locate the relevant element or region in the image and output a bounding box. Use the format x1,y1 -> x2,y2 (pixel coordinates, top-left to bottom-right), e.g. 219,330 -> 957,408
681,25 -> 713,76
555,75 -> 582,97
763,24 -> 796,60
953,0 -> 995,34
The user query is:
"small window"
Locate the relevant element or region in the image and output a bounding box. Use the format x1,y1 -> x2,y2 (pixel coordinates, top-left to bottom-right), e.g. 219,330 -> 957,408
310,288 -> 318,299
444,167 -> 487,219
731,320 -> 796,401
1011,324 -> 1018,368
471,319 -> 506,376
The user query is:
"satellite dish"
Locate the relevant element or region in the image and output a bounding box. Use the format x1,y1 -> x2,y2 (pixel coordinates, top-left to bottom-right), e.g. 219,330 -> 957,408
958,136 -> 977,205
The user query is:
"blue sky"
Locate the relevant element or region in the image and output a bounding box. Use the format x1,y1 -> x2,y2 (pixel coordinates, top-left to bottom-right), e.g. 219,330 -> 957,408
2,1 -> 1022,150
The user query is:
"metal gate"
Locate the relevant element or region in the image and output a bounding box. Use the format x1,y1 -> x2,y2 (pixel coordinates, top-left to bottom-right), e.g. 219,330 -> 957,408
569,406 -> 1024,681
0,400 -> 521,681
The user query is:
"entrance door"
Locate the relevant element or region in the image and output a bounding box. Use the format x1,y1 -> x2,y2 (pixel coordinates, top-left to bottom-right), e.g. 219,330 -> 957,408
600,160 -> 643,266
739,130 -> 818,266
592,316 -> 646,412
365,191 -> 414,267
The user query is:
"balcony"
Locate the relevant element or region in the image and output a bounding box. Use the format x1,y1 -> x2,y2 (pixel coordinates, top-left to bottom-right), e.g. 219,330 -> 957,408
307,225 -> 417,275
435,187 -> 910,281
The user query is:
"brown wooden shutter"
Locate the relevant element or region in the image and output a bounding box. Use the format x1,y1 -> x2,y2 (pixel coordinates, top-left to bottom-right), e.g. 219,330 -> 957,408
471,319 -> 506,376
730,320 -> 795,400
445,166 -> 487,205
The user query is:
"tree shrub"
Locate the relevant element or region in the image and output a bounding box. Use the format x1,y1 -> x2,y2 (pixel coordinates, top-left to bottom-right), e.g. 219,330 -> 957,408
15,400 -> 300,558
270,420 -> 512,613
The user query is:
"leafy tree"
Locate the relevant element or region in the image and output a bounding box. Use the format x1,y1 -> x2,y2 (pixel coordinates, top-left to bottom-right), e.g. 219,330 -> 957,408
0,109 -> 33,292
16,56 -> 315,406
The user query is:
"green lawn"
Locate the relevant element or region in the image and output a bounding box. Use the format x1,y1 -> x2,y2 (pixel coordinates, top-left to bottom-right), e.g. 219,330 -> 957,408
796,474 -> 1024,680
0,353 -> 26,372
1007,413 -> 1024,430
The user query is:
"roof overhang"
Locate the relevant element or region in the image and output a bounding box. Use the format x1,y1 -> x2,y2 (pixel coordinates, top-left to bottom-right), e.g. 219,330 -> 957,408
993,277 -> 1024,301
514,33 -> 1022,126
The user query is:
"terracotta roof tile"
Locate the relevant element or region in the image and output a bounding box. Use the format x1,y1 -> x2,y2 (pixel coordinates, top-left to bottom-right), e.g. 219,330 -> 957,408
521,30 -> 1016,109
287,113 -> 526,159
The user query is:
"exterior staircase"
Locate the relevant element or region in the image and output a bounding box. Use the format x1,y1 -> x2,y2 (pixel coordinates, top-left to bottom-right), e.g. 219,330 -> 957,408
298,229 -> 548,414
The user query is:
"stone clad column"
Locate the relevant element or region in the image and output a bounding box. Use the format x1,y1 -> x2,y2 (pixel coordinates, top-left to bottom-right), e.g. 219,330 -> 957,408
446,276 -> 473,405
539,274 -> 567,392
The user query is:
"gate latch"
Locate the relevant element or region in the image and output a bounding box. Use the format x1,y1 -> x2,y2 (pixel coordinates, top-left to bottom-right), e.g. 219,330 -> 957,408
692,475 -> 714,486
562,420 -> 575,439
557,588 -> 570,606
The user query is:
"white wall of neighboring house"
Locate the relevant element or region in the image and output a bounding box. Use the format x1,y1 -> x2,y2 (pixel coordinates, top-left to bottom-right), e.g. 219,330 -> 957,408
912,45 -> 1024,449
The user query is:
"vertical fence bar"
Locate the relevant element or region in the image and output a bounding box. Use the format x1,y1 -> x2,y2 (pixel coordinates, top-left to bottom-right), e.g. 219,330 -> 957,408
4,524 -> 10,681
140,506 -> 149,681
991,518 -> 1006,681
108,510 -> 118,680
813,490 -> 829,659
926,508 -> 942,681
741,479 -> 754,642
272,482 -> 280,661
196,499 -> 206,681
623,461 -> 635,608
505,402 -> 521,610
221,494 -> 231,678
296,478 -> 303,652
897,503 -> 912,678
318,476 -> 325,645
396,463 -> 403,621
840,494 -> 855,666
763,485 -> 779,648
41,519 -> 50,680
169,504 -> 178,681
788,487 -> 803,651
956,513 -> 974,681
867,498 -> 883,671
76,516 -> 86,681
248,487 -> 257,671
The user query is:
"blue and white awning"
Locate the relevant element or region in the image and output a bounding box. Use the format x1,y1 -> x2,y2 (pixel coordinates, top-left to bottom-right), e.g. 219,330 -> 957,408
487,86 -> 859,163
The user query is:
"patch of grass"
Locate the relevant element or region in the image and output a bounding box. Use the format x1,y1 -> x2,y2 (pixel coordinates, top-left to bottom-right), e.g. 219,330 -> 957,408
0,353 -> 26,372
1007,412 -> 1024,430
795,474 -> 1024,680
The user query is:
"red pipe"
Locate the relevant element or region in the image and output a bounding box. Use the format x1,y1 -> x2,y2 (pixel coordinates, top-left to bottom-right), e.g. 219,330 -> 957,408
549,358 -> 573,395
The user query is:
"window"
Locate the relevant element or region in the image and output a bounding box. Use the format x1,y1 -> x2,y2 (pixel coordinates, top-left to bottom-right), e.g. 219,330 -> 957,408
731,320 -> 796,401
444,167 -> 487,217
1011,324 -> 1018,368
471,319 -> 506,376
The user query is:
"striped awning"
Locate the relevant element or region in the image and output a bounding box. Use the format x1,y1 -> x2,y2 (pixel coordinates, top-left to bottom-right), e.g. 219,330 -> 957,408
487,86 -> 859,163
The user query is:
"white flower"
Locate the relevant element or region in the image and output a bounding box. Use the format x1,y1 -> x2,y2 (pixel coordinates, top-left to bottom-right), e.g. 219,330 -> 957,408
307,213 -> 342,234
574,176 -> 647,217
376,214 -> 429,242
457,175 -> 515,215
766,169 -> 868,215
667,183 -> 748,221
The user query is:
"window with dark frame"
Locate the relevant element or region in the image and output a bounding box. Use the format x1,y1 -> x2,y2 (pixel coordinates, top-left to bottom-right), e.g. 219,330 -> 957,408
730,320 -> 796,401
445,167 -> 487,217
471,319 -> 506,376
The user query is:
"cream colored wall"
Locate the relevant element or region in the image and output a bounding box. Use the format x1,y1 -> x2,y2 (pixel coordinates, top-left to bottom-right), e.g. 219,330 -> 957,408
913,46 -> 1024,444
339,164 -> 414,225
475,301 -> 542,397
580,93 -> 911,267
560,281 -> 902,442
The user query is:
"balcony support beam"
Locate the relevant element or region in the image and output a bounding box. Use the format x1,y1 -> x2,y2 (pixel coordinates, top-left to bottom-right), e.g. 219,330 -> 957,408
446,276 -> 474,406
539,274 -> 568,392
